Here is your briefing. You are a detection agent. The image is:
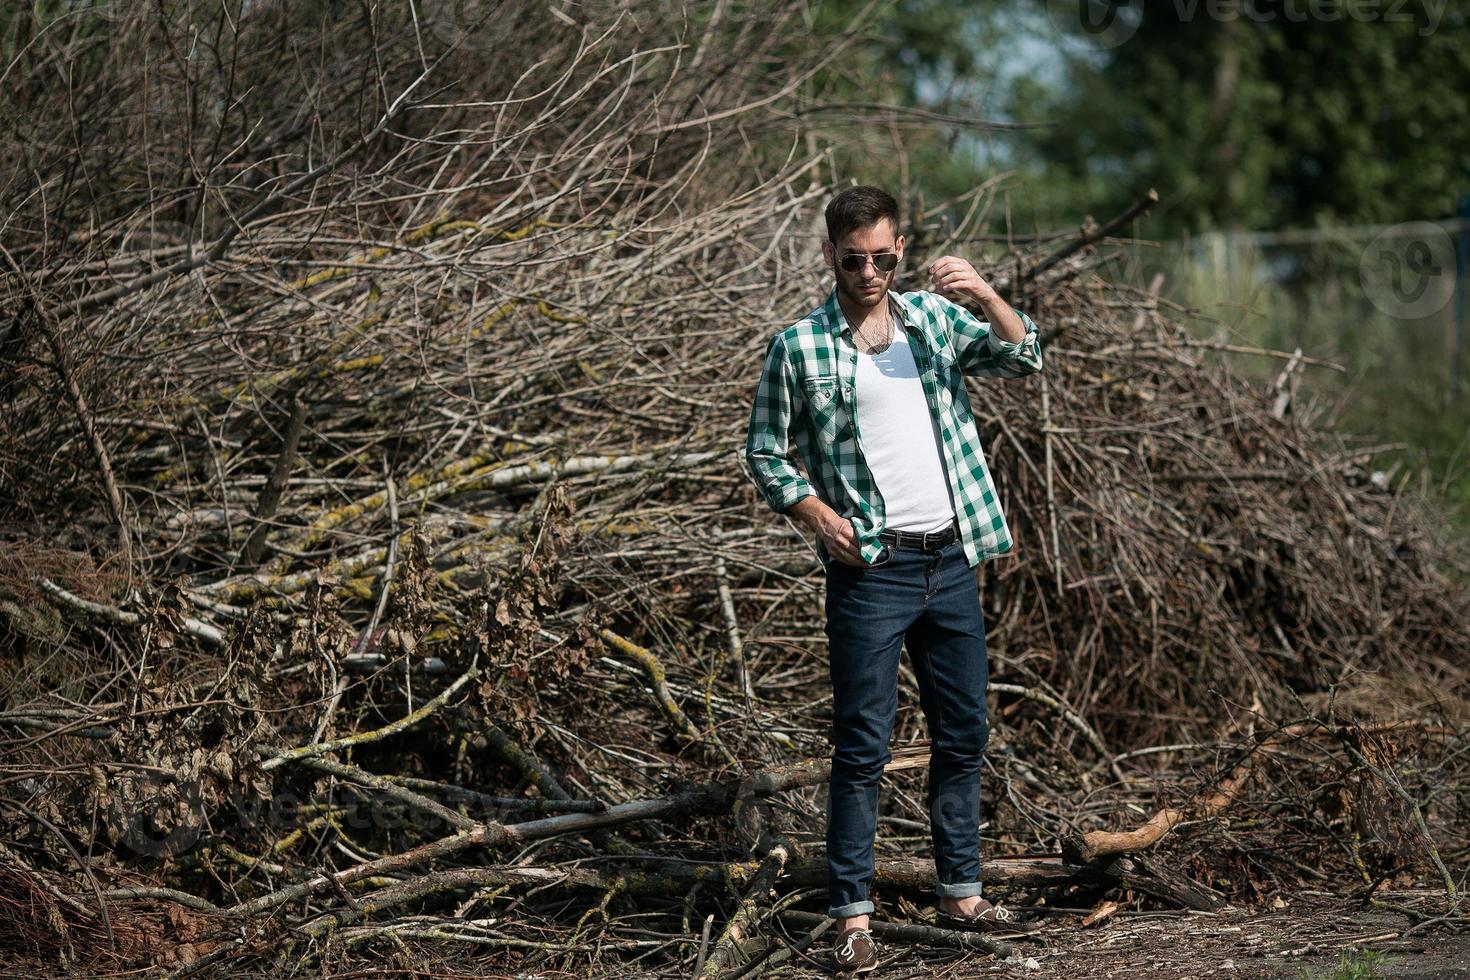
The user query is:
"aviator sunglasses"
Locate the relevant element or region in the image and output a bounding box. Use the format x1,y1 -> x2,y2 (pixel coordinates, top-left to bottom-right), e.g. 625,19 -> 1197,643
835,249 -> 899,274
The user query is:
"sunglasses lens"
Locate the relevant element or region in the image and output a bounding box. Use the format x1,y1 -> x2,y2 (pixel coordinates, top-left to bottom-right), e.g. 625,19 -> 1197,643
840,252 -> 898,273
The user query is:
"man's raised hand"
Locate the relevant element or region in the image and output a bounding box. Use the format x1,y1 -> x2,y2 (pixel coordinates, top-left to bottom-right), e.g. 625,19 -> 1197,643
928,256 -> 997,306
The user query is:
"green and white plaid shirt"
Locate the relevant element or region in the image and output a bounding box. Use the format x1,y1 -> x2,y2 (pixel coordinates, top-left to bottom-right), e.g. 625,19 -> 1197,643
744,286 -> 1044,567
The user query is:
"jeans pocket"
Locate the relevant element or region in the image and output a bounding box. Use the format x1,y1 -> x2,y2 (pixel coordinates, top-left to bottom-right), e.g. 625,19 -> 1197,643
836,547 -> 891,573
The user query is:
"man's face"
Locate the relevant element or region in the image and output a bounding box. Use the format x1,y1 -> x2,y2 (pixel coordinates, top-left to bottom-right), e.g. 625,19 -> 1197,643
822,218 -> 904,312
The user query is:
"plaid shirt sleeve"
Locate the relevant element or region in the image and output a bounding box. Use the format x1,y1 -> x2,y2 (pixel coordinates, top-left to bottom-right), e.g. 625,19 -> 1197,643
744,331 -> 816,513
935,294 -> 1044,378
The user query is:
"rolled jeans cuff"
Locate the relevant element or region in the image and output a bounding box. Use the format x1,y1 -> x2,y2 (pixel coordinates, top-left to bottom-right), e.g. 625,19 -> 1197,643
828,899 -> 875,918
934,880 -> 985,899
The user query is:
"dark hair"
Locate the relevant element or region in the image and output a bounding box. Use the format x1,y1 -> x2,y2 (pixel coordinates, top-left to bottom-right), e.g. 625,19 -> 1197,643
824,186 -> 899,244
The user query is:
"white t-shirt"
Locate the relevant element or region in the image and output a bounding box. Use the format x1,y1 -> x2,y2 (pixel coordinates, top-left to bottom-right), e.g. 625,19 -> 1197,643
854,331 -> 956,533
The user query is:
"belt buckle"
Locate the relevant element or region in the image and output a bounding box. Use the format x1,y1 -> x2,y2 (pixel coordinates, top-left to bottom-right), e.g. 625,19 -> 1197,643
925,523 -> 952,551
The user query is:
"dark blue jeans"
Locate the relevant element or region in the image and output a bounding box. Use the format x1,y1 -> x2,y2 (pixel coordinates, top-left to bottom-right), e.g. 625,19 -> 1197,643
823,540 -> 990,918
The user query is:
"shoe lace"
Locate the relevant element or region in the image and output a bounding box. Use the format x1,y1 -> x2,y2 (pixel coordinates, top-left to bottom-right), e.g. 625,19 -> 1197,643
838,929 -> 871,958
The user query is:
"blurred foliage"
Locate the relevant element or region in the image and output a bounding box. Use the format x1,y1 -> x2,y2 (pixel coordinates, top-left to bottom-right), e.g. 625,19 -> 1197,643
1005,0 -> 1470,236
1152,234 -> 1470,530
797,2 -> 1470,234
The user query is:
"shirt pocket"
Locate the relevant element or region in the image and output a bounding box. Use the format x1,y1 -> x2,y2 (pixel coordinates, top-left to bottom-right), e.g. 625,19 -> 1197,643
927,349 -> 974,423
802,375 -> 850,444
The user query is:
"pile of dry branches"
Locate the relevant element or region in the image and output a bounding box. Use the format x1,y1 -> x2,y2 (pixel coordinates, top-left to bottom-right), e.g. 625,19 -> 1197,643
1,2 -> 1466,976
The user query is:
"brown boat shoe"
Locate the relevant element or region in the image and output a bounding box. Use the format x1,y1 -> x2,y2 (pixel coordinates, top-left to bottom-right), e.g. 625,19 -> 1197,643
935,896 -> 1042,934
832,925 -> 880,973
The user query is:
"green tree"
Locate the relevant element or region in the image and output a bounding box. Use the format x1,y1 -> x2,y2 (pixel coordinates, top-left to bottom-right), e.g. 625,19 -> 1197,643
1011,0 -> 1470,235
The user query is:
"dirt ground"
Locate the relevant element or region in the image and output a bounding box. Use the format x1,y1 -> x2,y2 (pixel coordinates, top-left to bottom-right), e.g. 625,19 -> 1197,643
843,894 -> 1470,980
11,893 -> 1466,978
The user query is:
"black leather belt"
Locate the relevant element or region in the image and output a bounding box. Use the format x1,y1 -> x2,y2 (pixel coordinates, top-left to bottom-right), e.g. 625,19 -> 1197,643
877,519 -> 959,553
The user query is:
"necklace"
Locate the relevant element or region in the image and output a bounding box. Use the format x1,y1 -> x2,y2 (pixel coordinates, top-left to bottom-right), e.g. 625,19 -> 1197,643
856,305 -> 894,355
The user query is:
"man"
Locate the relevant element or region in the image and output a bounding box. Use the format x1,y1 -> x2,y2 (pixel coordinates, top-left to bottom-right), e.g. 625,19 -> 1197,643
744,186 -> 1044,973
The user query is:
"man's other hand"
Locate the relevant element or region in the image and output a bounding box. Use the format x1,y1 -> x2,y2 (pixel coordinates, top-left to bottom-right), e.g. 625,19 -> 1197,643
790,497 -> 866,567
817,511 -> 865,567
